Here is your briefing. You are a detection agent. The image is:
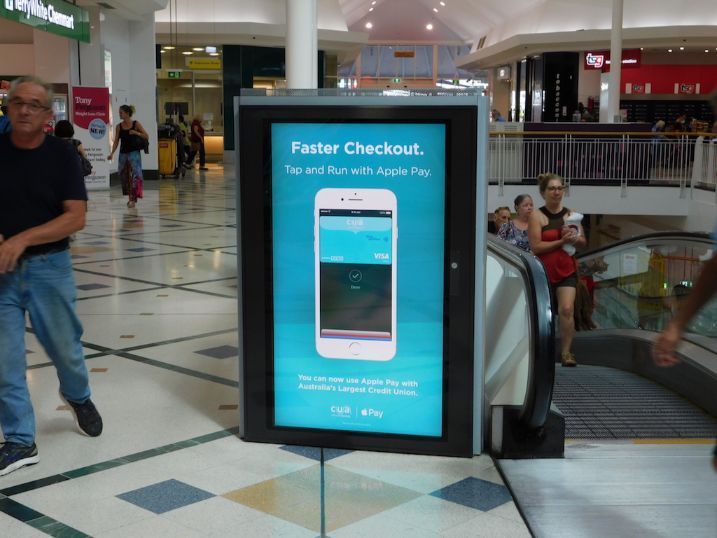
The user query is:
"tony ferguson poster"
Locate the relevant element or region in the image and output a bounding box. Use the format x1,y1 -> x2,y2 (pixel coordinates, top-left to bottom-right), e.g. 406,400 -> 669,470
72,86 -> 110,190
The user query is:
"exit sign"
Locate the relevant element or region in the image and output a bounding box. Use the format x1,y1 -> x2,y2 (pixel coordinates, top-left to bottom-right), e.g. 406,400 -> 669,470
392,77 -> 402,83
168,71 -> 181,79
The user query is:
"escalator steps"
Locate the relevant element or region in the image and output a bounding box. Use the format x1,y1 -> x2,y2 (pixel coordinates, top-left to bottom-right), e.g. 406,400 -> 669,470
553,365 -> 717,439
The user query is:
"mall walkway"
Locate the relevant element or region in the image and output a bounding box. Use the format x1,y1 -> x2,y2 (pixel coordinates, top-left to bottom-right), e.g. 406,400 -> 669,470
0,165 -> 530,537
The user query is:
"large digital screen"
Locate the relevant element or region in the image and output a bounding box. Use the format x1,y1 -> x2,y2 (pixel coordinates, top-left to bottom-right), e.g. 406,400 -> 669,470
271,123 -> 446,437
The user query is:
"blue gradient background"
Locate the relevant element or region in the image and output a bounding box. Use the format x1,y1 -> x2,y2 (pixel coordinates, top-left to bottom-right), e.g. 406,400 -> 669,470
272,123 -> 446,436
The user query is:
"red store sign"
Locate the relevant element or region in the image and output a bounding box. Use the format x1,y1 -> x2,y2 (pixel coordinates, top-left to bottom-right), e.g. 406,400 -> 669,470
584,49 -> 642,71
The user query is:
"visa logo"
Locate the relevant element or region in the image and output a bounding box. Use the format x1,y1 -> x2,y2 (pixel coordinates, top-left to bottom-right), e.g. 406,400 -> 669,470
374,253 -> 389,260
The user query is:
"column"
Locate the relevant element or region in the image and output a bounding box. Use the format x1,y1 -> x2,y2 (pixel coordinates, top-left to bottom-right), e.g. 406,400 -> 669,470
607,0 -> 623,123
286,0 -> 317,89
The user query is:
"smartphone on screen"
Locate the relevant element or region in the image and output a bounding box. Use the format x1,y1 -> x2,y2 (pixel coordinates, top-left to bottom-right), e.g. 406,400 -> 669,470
314,188 -> 397,360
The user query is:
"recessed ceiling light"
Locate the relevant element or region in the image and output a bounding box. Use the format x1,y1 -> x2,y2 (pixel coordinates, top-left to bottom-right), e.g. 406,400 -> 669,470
706,49 -> 710,53
426,23 -> 434,30
369,6 -> 373,10
679,46 -> 684,50
371,0 -> 376,4
182,51 -> 193,55
160,50 -> 166,53
365,22 -> 373,29
668,49 -> 672,52
433,7 -> 438,12
192,47 -> 203,51
163,46 -> 175,50
440,1 -> 446,5
640,47 -> 644,50
210,52 -> 219,56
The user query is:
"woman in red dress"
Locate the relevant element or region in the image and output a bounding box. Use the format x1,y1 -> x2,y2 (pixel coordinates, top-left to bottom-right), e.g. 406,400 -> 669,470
528,173 -> 586,366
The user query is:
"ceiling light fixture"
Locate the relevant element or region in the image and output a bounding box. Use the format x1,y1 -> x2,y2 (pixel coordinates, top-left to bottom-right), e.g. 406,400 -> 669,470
679,46 -> 684,50
182,51 -> 193,55
193,47 -> 204,51
369,6 -> 373,11
668,49 -> 672,52
365,22 -> 373,29
433,7 -> 438,12
706,49 -> 710,53
163,46 -> 175,50
206,46 -> 217,53
426,23 -> 434,30
371,0 -> 376,4
440,1 -> 446,5
210,52 -> 219,56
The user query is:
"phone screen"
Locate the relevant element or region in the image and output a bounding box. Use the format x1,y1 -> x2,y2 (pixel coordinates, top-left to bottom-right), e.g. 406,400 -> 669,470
318,209 -> 393,341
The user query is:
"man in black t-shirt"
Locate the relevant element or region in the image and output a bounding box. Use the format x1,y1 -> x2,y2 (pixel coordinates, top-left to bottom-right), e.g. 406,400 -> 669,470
0,77 -> 103,477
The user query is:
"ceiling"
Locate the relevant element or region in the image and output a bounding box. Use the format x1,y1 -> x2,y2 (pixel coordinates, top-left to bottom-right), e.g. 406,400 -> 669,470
76,0 -> 169,21
338,0 -> 543,43
77,0 -> 717,68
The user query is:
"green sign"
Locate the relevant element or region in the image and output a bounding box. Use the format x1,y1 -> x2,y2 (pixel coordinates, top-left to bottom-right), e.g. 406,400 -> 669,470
392,77 -> 402,83
168,71 -> 181,79
0,0 -> 90,43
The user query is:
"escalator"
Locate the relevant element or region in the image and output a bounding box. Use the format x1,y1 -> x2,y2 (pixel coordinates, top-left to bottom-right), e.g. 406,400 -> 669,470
487,233 -> 717,538
486,232 -> 717,449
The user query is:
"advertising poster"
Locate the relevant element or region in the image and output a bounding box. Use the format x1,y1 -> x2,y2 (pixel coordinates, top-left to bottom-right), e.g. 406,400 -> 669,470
271,123 -> 446,437
72,86 -> 110,190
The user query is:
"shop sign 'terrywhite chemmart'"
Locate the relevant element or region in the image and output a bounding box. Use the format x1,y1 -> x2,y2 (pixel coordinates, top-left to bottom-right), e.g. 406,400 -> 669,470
1,0 -> 90,43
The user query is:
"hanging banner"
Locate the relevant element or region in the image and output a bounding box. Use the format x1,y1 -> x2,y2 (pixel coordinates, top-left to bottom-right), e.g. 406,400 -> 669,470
72,86 -> 110,190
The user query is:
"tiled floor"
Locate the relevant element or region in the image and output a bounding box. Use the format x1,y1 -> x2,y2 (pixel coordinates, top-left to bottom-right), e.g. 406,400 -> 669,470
0,164 -> 530,537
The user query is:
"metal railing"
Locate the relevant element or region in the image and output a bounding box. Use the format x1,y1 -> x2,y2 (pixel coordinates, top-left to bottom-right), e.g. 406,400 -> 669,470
691,136 -> 717,194
489,132 -> 714,192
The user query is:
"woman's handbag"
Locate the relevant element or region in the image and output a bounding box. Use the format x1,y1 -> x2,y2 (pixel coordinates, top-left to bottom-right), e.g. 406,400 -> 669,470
130,121 -> 149,153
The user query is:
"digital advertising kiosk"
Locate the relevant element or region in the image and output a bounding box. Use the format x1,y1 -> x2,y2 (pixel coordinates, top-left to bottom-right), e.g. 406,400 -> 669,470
237,90 -> 488,457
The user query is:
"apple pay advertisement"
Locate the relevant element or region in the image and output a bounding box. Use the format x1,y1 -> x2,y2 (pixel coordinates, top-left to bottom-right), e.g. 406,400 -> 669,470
271,123 -> 446,437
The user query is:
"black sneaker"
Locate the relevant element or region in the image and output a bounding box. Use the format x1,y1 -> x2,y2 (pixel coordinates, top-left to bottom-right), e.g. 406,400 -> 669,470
0,442 -> 39,476
61,393 -> 103,437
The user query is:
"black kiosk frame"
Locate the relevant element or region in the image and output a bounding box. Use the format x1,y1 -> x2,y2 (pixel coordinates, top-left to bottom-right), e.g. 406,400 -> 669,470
237,91 -> 485,457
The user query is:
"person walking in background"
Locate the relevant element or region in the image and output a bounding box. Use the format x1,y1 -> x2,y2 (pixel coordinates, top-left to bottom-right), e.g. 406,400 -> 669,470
653,90 -> 717,470
0,105 -> 10,134
178,114 -> 192,168
108,104 -> 148,208
190,115 -> 208,171
0,76 -> 103,477
492,206 -> 511,233
497,194 -> 533,252
528,173 -> 586,367
53,120 -> 92,176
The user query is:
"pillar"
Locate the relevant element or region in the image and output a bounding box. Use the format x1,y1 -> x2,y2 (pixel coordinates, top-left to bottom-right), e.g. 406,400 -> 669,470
286,0 -> 317,89
607,0 -> 623,123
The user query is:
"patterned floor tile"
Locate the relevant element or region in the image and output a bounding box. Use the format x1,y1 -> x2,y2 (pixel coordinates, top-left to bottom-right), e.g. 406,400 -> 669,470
117,479 -> 215,514
279,445 -> 353,462
76,283 -> 111,291
194,345 -> 239,359
223,464 -> 421,533
430,477 -> 513,512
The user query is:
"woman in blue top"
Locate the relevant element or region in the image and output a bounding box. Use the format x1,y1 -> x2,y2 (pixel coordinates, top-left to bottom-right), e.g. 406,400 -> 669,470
497,194 -> 533,252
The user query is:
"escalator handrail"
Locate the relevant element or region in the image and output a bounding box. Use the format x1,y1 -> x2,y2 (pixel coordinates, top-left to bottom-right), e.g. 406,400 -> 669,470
576,231 -> 713,260
487,236 -> 555,430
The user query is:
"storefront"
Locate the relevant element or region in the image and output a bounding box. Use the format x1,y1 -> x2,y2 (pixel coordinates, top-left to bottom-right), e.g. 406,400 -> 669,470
157,45 -> 224,161
0,0 -> 90,126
